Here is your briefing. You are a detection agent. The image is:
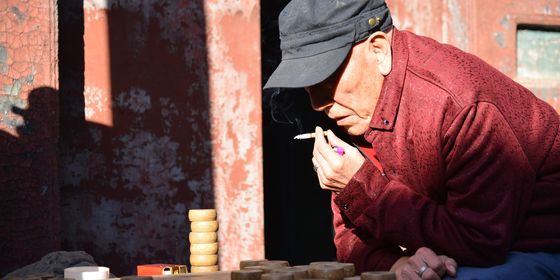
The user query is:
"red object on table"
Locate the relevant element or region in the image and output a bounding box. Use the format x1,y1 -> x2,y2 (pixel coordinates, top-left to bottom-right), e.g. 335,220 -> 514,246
137,264 -> 187,276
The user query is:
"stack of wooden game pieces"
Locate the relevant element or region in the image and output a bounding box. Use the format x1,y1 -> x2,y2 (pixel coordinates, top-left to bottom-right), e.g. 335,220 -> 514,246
188,209 -> 219,273
232,260 -> 395,280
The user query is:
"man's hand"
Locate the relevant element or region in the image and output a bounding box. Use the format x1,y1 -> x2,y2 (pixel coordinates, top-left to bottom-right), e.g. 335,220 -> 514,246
312,126 -> 365,192
392,247 -> 457,280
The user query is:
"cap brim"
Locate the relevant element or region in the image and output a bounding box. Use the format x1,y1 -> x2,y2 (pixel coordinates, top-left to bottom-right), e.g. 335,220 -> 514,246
263,44 -> 352,89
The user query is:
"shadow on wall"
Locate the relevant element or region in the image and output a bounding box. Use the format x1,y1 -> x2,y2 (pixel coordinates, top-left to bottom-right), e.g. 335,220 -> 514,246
58,0 -> 212,276
260,0 -> 337,265
0,87 -> 60,275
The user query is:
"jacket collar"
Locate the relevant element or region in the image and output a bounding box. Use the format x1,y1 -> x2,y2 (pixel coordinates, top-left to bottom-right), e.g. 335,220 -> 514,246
366,28 -> 408,137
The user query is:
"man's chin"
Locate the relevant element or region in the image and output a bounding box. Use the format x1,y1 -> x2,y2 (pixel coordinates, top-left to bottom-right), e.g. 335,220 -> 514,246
342,126 -> 367,137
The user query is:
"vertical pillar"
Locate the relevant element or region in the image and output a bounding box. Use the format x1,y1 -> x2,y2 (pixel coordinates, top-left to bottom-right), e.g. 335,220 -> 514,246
205,0 -> 265,270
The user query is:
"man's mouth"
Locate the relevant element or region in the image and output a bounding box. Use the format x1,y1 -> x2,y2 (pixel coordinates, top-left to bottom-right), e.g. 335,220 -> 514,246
335,116 -> 350,126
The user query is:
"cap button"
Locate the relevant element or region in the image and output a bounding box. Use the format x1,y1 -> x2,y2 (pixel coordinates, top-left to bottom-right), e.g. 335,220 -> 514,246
368,18 -> 377,27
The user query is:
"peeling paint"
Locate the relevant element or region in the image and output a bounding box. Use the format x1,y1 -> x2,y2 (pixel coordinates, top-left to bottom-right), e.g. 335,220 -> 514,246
112,131 -> 185,192
447,0 -> 468,50
494,32 -> 506,48
205,0 -> 264,270
500,15 -> 510,30
85,0 -> 206,56
84,0 -> 109,10
3,71 -> 35,96
0,95 -> 26,129
116,87 -> 151,113
62,196 -> 189,266
84,86 -> 109,119
0,44 -> 7,74
389,0 -> 435,35
187,170 -> 214,207
89,126 -> 103,143
10,6 -> 26,22
61,149 -> 103,187
160,97 -> 179,134
1,0 -> 60,273
61,0 -> 261,275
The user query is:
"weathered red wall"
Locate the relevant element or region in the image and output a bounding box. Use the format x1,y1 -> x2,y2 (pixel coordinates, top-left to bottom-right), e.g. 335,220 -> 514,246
59,0 -> 263,276
0,0 -> 60,274
387,0 -> 560,110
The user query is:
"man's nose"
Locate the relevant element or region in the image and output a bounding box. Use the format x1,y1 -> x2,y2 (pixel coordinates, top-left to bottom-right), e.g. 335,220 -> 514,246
310,96 -> 334,112
311,102 -> 330,112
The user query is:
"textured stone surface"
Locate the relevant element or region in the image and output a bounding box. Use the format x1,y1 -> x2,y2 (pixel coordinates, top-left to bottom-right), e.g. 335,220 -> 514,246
2,251 -> 97,280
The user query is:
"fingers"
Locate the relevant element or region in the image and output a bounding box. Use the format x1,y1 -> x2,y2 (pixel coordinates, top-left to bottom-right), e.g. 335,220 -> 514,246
312,127 -> 342,186
395,247 -> 457,280
397,263 -> 440,280
312,156 -> 339,191
325,129 -> 351,151
440,255 -> 457,276
416,247 -> 446,276
313,127 -> 340,164
311,126 -> 364,191
406,257 -> 440,280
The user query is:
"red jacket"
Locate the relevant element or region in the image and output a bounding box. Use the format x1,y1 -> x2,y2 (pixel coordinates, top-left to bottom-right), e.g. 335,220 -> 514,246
332,28 -> 560,272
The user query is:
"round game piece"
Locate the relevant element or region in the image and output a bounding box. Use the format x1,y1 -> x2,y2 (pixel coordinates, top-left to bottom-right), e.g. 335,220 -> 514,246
191,220 -> 219,232
190,265 -> 219,273
309,264 -> 345,280
261,272 -> 295,280
258,260 -> 290,268
188,209 -> 217,222
190,254 -> 218,266
231,269 -> 264,280
273,266 -> 309,280
243,266 -> 276,273
240,259 -> 268,269
308,263 -> 339,278
189,232 -> 218,243
360,271 -> 396,280
190,242 -> 218,255
309,262 -> 339,268
339,263 -> 355,277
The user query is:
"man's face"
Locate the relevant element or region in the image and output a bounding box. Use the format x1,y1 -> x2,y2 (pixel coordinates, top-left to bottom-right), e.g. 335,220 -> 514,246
305,40 -> 385,136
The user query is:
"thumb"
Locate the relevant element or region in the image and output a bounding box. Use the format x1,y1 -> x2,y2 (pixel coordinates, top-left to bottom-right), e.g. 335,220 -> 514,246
325,130 -> 351,149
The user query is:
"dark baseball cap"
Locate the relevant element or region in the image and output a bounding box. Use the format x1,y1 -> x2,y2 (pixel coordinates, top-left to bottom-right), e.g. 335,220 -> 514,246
264,0 -> 393,90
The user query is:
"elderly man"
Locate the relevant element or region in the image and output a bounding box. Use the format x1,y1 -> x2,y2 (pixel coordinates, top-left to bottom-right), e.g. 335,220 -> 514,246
264,0 -> 560,279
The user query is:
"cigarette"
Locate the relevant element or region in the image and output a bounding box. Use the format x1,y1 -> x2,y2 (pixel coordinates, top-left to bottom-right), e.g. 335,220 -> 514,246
293,131 -> 328,140
293,132 -> 345,156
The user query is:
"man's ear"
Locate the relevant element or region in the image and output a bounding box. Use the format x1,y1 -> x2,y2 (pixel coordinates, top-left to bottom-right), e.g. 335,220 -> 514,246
366,31 -> 392,76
